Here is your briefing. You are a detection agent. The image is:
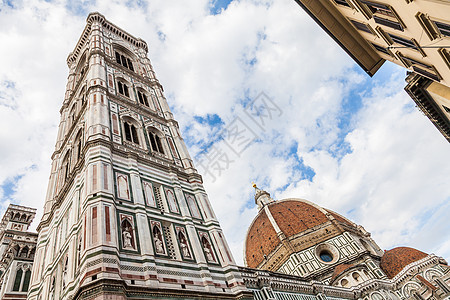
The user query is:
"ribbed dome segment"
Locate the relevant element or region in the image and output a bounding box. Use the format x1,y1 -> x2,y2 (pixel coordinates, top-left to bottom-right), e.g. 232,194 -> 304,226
380,247 -> 428,278
268,201 -> 328,237
245,210 -> 279,268
245,199 -> 353,269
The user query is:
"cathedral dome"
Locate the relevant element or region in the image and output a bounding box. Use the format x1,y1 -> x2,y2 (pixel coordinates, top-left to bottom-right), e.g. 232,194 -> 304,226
380,247 -> 428,278
244,195 -> 354,269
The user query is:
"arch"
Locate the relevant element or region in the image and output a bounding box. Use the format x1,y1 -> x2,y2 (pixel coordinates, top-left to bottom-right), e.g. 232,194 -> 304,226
402,281 -> 421,298
73,129 -> 84,162
79,86 -> 87,106
116,78 -> 130,97
22,268 -> 31,292
147,127 -> 165,154
352,272 -> 361,282
136,88 -> 150,108
12,268 -> 23,291
13,244 -> 20,256
122,116 -> 141,145
20,213 -> 27,222
61,150 -> 72,181
68,103 -> 77,128
112,43 -> 137,72
424,268 -> 444,281
340,278 -> 349,287
62,255 -> 69,288
20,246 -> 29,258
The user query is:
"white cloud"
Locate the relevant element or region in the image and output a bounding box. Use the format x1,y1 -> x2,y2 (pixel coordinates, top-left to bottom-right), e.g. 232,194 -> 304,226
0,0 -> 448,269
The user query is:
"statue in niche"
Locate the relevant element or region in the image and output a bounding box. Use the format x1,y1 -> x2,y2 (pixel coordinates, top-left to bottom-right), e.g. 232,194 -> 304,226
202,236 -> 214,262
121,219 -> 134,249
178,231 -> 191,258
153,225 -> 165,254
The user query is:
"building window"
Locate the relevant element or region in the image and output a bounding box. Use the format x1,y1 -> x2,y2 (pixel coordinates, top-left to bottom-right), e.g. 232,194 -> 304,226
350,19 -> 373,34
334,0 -> 351,7
115,51 -> 134,72
438,48 -> 450,70
148,131 -> 164,154
319,250 -> 333,262
124,122 -> 139,144
137,90 -> 150,107
433,20 -> 450,37
360,0 -> 404,31
398,54 -> 441,81
372,43 -> 391,55
386,33 -> 425,56
117,81 -> 129,97
12,268 -> 23,291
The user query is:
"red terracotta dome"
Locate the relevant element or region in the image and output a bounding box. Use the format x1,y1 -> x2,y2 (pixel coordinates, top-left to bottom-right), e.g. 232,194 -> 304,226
245,198 -> 354,269
380,247 -> 428,278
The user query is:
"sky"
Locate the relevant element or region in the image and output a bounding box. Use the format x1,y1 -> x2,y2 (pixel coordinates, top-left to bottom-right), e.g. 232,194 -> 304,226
0,0 -> 449,267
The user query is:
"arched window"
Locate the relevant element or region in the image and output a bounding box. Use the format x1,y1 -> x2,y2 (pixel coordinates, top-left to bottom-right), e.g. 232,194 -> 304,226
124,121 -> 139,144
352,272 -> 361,282
12,268 -> 22,291
137,90 -> 149,107
62,256 -> 68,288
115,51 -> 134,71
117,81 -> 130,97
21,269 -> 31,292
74,130 -> 83,161
148,130 -> 164,154
20,246 -> 29,258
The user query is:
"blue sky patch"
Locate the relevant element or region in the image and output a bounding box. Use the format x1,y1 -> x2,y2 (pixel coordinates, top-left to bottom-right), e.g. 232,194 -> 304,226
1,174 -> 24,200
209,0 -> 233,15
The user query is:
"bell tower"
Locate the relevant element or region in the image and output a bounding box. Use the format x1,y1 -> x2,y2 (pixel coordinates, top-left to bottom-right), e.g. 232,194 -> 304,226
29,12 -> 250,300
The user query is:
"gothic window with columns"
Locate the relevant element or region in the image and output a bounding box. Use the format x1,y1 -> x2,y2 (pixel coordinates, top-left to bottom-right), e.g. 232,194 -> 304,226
123,121 -> 139,145
12,265 -> 31,292
137,90 -> 150,107
115,50 -> 134,72
73,129 -> 83,162
116,80 -> 130,97
147,128 -> 165,154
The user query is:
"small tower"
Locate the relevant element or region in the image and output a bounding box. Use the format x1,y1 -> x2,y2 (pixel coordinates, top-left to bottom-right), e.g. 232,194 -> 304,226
0,205 -> 37,299
29,12 -> 250,299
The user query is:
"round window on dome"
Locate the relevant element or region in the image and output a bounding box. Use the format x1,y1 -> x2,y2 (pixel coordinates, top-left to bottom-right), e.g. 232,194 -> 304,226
319,250 -> 333,262
315,243 -> 339,264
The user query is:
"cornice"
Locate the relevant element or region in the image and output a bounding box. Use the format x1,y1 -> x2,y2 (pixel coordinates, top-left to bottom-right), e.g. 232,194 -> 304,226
67,12 -> 148,67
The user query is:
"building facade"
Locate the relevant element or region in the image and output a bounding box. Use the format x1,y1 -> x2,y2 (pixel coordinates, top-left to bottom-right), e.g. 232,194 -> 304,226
0,205 -> 37,300
26,12 -> 250,300
293,0 -> 450,142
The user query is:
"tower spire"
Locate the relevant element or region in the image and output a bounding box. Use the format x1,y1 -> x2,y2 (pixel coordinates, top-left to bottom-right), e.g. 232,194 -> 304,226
253,183 -> 274,209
